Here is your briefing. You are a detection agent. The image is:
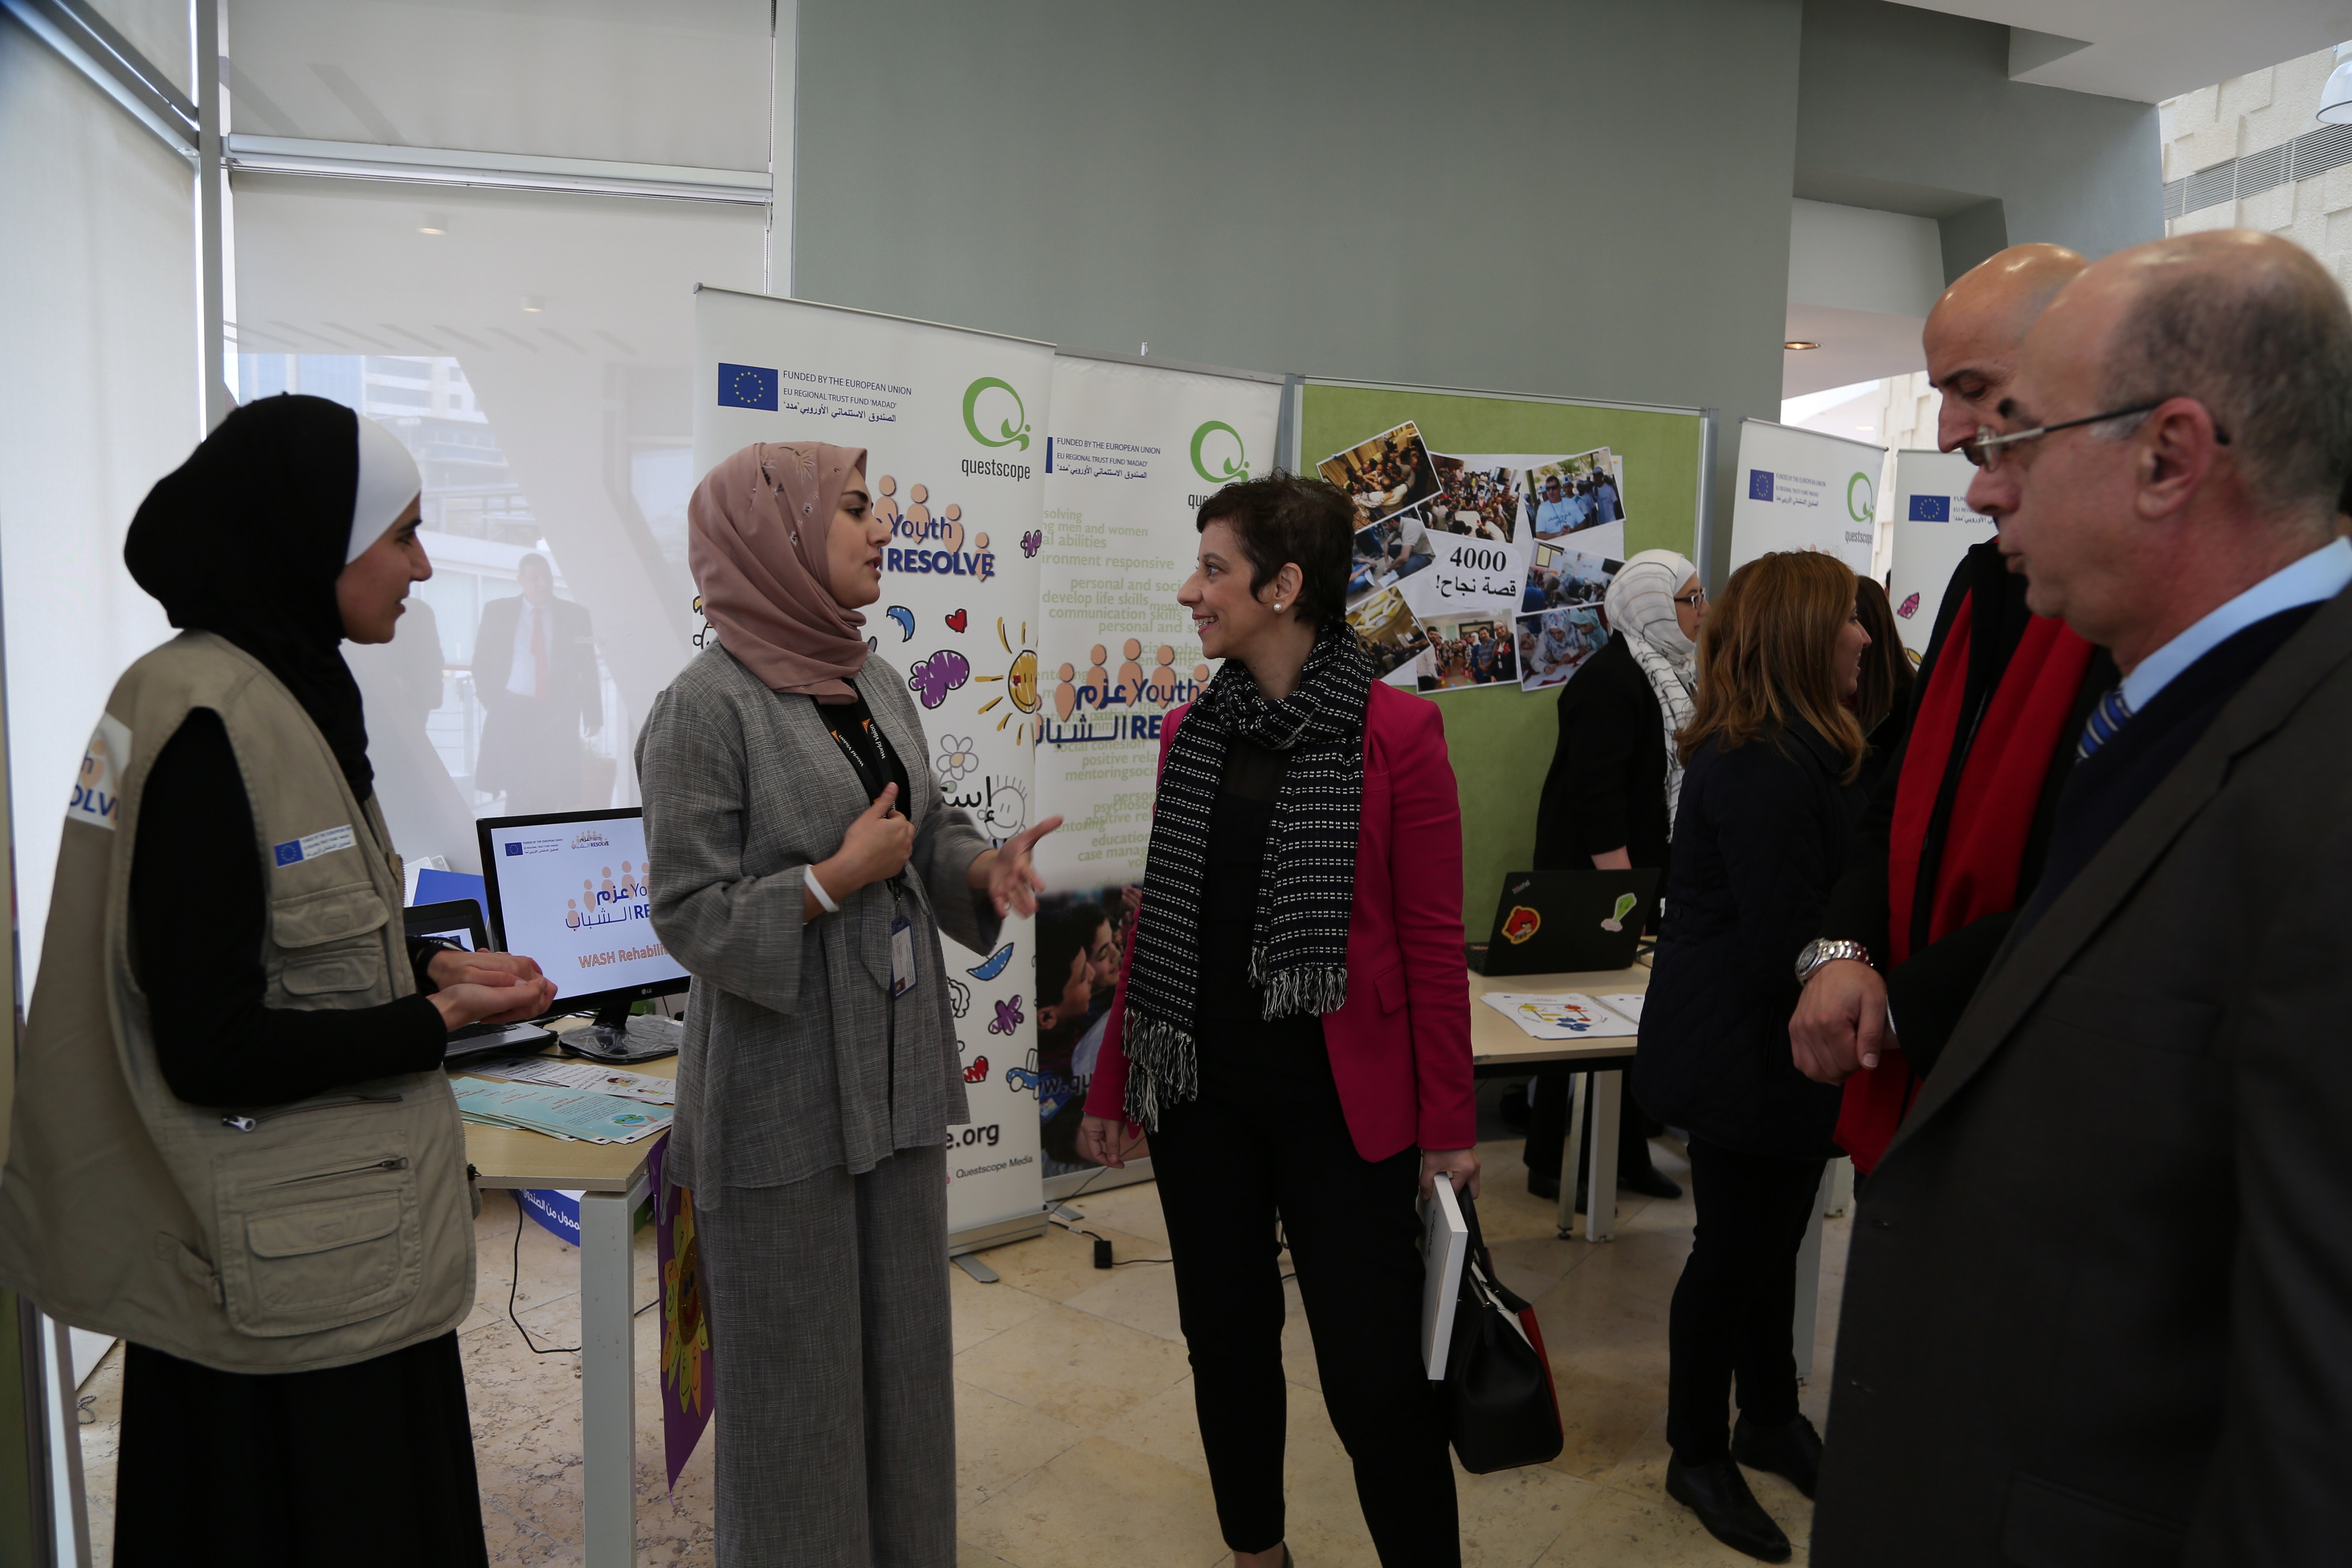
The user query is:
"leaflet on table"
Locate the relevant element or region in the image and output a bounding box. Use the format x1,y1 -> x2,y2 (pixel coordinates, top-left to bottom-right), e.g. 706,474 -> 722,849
463,1054 -> 677,1105
1596,993 -> 1645,1024
1479,992 -> 1641,1040
451,1077 -> 673,1143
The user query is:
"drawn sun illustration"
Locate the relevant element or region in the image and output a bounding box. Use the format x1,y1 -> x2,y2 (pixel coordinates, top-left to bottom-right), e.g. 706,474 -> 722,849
936,734 -> 979,786
973,617 -> 1040,743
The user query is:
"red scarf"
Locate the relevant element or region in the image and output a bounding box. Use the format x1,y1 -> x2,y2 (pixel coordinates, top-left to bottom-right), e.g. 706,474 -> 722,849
1834,594 -> 2093,1171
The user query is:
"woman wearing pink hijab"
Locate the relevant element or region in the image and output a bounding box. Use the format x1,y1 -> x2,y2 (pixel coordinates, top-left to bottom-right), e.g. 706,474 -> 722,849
637,441 -> 1058,1567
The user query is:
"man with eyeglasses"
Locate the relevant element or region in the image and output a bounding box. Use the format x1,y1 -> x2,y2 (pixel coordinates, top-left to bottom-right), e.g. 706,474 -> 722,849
1813,229 -> 2352,1566
1790,244 -> 2113,1184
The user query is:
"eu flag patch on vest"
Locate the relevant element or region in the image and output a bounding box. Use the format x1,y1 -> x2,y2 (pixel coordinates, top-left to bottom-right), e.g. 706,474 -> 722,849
273,824 -> 356,866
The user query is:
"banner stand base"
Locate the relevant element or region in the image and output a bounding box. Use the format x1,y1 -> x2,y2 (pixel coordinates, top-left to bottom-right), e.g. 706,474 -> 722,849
948,1210 -> 1048,1260
1043,1159 -> 1154,1203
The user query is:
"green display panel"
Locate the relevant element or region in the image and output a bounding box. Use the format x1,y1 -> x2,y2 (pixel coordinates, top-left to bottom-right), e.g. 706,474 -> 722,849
1300,380 -> 1706,936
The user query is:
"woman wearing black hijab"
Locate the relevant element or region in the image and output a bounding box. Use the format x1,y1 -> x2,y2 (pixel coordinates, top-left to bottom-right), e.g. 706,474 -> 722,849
48,396 -> 555,1566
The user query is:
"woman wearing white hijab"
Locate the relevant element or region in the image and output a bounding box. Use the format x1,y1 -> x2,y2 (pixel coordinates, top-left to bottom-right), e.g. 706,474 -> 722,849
1521,549 -> 1705,1204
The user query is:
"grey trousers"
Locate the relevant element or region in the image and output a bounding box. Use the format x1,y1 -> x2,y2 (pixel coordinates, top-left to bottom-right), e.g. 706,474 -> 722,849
697,1145 -> 955,1568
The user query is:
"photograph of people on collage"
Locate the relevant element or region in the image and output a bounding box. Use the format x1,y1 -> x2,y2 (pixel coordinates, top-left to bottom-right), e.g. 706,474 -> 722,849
1414,618 -> 1519,689
1523,548 -> 1619,614
1517,604 -> 1610,689
1525,453 -> 1625,542
1032,891 -> 1135,1173
1347,510 -> 1434,604
1428,454 -> 1520,539
1316,420 -> 1441,524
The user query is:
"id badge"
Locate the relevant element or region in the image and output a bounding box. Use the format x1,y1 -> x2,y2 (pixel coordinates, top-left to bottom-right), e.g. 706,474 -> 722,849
889,913 -> 918,998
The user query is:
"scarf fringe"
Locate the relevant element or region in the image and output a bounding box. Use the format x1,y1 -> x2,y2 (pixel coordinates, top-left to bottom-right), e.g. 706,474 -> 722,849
1249,946 -> 1349,1018
1120,1010 -> 1198,1133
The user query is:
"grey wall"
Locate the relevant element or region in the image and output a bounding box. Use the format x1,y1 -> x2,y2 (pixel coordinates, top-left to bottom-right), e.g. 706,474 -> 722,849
1794,0 -> 2164,278
793,0 -> 1806,584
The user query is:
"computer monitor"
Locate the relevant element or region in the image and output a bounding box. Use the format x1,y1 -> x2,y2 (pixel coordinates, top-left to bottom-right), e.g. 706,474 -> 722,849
476,808 -> 689,1050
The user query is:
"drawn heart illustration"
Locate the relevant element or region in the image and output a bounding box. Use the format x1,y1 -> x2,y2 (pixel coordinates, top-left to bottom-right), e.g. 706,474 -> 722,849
946,608 -> 969,633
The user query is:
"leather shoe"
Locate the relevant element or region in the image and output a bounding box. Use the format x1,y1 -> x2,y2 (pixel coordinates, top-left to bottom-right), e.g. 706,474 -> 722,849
1622,1165 -> 1683,1200
1665,1455 -> 1791,1563
1732,1412 -> 1823,1499
1527,1168 -> 1560,1201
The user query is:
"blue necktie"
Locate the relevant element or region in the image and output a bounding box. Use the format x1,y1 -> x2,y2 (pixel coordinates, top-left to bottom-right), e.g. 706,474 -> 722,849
2077,686 -> 2134,760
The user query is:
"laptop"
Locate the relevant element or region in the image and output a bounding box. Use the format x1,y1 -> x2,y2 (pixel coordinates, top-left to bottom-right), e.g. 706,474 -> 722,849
1466,869 -> 1660,976
402,898 -> 560,1061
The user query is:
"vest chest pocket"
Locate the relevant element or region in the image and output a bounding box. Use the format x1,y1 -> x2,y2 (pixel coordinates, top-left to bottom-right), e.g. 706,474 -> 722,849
214,1138 -> 421,1337
268,885 -> 391,1004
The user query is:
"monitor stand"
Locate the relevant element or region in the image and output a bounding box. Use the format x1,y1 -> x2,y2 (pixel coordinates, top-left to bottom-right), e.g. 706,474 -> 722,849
560,1001 -> 684,1065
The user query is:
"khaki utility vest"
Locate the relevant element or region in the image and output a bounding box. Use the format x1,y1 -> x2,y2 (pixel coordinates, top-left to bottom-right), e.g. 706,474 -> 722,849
0,632 -> 475,1372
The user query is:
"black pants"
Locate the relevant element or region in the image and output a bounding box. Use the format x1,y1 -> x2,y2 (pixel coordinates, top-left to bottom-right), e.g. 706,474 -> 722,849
1665,1137 -> 1827,1463
1522,1070 -> 1661,1182
1151,1034 -> 1459,1566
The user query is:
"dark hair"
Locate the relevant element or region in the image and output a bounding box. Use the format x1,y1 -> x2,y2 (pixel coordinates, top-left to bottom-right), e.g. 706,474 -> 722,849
2101,235 -> 2352,525
1851,577 -> 1914,735
1034,905 -> 1104,1005
1196,471 -> 1356,627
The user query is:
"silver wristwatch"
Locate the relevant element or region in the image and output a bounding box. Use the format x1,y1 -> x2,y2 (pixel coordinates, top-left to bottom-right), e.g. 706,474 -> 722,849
1794,938 -> 1872,987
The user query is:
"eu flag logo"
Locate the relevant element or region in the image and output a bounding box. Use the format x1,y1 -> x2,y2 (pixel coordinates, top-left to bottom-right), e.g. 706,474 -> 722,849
1748,469 -> 1774,501
1909,495 -> 1951,522
718,363 -> 778,411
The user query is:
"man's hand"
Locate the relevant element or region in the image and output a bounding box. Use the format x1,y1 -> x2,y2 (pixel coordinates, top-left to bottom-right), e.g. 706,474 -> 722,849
1790,958 -> 1892,1085
425,948 -> 558,1031
1421,1147 -> 1481,1199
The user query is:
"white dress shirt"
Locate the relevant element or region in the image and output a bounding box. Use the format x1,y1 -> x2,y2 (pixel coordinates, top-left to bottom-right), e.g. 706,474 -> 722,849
2120,536 -> 2352,711
508,599 -> 546,698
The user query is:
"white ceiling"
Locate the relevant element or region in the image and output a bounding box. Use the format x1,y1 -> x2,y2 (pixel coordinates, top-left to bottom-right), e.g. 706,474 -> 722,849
1892,0 -> 2352,102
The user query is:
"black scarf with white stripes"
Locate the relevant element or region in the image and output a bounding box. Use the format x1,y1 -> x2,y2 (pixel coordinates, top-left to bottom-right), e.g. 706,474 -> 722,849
1122,628 -> 1374,1129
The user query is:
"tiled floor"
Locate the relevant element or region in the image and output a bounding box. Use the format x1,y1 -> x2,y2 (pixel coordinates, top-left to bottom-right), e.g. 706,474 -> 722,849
74,1134 -> 1849,1566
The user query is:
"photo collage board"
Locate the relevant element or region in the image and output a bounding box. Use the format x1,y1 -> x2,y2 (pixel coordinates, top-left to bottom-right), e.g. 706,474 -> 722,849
1320,420 -> 1628,693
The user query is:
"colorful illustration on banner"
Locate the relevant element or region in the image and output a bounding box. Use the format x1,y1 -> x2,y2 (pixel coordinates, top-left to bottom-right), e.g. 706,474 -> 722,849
974,618 -> 1039,742
975,775 -> 1029,842
963,1055 -> 989,1083
908,648 -> 971,708
1898,592 -> 1920,618
1521,449 -> 1627,542
967,942 -> 1015,980
1516,605 -> 1610,692
1429,455 -> 1523,542
1416,612 -> 1519,691
947,976 -> 971,1018
690,593 -> 715,649
1021,529 -> 1043,558
1318,420 -> 1440,524
946,608 -> 968,633
936,734 -> 978,786
988,995 -> 1024,1036
1346,585 -> 1431,681
884,605 -> 916,641
1348,510 -> 1434,608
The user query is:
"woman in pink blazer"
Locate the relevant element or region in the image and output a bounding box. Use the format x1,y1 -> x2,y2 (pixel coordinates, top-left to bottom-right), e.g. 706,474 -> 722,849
1077,474 -> 1475,1568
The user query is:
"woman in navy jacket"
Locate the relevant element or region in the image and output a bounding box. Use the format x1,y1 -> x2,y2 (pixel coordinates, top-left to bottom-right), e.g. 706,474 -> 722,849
1636,550 -> 1872,1563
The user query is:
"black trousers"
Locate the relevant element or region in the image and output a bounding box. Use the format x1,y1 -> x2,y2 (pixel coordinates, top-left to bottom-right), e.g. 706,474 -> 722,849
1665,1137 -> 1827,1463
1521,1069 -> 1661,1181
1151,1033 -> 1459,1566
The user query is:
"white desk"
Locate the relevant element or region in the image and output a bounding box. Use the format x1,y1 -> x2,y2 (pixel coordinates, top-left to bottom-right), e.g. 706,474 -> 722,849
1470,965 -> 1649,1243
461,1042 -> 671,1568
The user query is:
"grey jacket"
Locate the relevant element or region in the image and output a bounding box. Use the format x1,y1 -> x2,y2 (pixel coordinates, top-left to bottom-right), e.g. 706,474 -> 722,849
635,645 -> 998,1205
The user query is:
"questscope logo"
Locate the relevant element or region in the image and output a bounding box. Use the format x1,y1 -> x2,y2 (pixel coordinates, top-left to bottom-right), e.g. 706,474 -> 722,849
1190,420 -> 1250,486
1847,471 -> 1877,524
963,377 -> 1031,452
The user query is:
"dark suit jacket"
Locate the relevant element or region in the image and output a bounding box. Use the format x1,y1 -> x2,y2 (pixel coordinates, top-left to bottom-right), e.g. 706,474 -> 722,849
1813,584 -> 2352,1568
473,593 -> 598,731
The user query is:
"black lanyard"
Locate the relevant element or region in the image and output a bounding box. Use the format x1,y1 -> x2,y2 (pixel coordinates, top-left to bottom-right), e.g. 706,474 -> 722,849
818,702 -> 899,804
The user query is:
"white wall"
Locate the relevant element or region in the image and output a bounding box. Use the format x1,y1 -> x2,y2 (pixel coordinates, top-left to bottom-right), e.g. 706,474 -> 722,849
1787,198 -> 1946,317
0,14 -> 194,978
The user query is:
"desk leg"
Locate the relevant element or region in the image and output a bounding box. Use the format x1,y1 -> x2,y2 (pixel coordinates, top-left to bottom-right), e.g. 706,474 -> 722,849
1583,1069 -> 1621,1243
1556,1071 -> 1586,1238
580,1188 -> 638,1568
1792,1163 -> 1832,1382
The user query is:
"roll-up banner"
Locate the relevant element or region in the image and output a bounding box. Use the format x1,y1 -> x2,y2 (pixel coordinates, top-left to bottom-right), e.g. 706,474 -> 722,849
1026,353 -> 1283,1191
692,286 -> 1053,1251
1887,447 -> 1995,662
1727,417 -> 1886,579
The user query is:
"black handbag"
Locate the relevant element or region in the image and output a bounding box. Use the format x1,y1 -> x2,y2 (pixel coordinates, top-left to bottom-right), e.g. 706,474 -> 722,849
1443,1185 -> 1564,1473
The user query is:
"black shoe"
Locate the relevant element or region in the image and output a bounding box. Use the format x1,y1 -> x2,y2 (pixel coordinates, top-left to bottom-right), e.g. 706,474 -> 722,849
1622,1165 -> 1683,1200
1527,1168 -> 1560,1201
1732,1412 -> 1823,1499
1499,1083 -> 1533,1130
1665,1455 -> 1791,1563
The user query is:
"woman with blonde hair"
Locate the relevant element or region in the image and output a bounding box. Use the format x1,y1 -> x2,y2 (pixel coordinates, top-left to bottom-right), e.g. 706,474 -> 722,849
1634,549 -> 1871,1563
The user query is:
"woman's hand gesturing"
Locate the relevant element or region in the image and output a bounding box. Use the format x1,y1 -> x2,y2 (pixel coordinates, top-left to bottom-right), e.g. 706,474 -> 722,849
967,815 -> 1065,918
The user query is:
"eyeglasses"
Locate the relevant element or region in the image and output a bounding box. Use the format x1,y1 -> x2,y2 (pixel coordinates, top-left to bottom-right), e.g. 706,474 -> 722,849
1673,589 -> 1707,607
1965,399 -> 2229,472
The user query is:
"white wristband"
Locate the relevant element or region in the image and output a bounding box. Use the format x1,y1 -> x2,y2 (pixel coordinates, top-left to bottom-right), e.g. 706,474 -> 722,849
803,864 -> 839,914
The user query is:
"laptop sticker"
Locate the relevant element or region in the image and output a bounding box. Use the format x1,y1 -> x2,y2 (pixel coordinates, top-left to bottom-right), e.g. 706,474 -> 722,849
1501,905 -> 1542,945
1600,892 -> 1638,932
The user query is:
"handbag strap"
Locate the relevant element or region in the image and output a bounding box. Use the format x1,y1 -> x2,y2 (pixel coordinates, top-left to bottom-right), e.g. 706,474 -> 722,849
1451,1182 -> 1533,1315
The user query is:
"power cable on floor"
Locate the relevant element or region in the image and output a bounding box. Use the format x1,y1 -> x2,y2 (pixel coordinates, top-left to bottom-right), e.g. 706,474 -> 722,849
507,1200 -> 660,1356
